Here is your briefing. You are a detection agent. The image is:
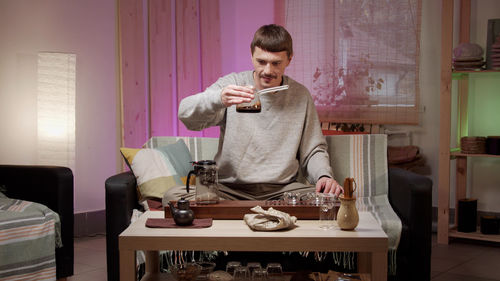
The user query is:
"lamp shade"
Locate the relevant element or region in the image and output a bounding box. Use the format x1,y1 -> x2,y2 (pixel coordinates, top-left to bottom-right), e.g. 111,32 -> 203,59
37,52 -> 76,169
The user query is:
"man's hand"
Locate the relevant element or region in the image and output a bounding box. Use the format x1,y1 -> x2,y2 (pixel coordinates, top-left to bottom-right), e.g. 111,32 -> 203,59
315,177 -> 343,198
221,85 -> 254,107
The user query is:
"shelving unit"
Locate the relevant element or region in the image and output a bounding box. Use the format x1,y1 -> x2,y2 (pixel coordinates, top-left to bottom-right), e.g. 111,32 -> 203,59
449,227 -> 500,243
451,152 -> 500,158
438,0 -> 500,244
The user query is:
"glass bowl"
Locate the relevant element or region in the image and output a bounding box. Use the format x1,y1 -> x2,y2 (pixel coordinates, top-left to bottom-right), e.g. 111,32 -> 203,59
196,261 -> 216,280
170,263 -> 202,281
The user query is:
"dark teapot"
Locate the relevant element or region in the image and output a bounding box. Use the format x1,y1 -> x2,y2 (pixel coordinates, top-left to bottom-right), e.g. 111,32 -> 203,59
168,198 -> 194,226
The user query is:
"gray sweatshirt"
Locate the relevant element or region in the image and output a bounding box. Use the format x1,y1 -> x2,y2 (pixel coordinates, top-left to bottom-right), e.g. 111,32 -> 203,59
178,71 -> 333,186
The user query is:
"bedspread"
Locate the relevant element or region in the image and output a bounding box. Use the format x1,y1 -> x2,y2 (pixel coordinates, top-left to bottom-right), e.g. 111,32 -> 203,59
0,196 -> 61,281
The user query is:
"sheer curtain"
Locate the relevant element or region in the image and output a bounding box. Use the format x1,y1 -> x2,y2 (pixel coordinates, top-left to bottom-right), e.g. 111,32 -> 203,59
284,0 -> 421,124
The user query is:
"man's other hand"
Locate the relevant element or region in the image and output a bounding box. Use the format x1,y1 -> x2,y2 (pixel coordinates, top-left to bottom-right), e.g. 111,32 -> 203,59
315,177 -> 343,197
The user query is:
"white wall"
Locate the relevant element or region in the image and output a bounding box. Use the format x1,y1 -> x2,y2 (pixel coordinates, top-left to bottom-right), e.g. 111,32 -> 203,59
384,0 -> 442,208
0,0 -> 120,213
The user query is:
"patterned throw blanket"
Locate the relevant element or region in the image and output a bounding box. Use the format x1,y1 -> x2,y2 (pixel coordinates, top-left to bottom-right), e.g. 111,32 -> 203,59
0,194 -> 61,281
143,135 -> 401,275
324,134 -> 402,275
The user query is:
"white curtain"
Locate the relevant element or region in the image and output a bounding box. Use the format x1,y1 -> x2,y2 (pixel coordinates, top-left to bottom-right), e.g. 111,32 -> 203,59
284,0 -> 421,124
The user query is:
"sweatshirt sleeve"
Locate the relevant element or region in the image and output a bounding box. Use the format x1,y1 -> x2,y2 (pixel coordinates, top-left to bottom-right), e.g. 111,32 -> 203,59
299,94 -> 334,184
178,75 -> 233,131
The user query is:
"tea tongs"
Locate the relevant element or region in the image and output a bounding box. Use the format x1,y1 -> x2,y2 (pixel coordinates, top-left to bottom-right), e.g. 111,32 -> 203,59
256,85 -> 289,95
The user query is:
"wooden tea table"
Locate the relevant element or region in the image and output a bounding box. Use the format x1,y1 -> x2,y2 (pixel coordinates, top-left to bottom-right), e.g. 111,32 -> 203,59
119,211 -> 388,281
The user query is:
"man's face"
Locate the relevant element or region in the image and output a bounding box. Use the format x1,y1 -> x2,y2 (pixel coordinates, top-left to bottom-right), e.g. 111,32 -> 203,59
251,46 -> 291,89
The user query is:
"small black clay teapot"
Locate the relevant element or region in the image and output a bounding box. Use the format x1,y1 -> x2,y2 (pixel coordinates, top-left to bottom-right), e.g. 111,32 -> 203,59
168,198 -> 194,226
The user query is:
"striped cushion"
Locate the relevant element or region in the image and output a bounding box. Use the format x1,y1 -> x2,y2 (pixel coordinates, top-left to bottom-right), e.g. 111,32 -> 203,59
145,137 -> 219,162
121,140 -> 193,201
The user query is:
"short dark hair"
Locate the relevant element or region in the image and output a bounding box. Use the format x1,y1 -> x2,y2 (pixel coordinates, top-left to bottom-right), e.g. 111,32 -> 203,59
251,24 -> 293,58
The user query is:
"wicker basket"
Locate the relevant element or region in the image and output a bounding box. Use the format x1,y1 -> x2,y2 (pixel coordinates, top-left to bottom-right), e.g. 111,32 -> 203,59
461,136 -> 486,154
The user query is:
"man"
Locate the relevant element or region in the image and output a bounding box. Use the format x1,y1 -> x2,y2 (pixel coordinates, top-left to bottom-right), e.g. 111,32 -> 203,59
166,24 -> 342,202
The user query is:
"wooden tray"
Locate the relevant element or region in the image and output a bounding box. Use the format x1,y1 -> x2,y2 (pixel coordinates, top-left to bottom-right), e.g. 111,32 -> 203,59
164,200 -> 339,220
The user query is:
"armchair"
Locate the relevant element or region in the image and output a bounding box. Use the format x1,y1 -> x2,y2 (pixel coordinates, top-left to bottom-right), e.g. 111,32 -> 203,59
388,167 -> 432,281
0,165 -> 74,279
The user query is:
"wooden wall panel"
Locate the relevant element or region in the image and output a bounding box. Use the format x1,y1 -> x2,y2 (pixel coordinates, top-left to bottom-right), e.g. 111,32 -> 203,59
149,0 -> 175,137
118,0 -> 148,148
176,0 -> 202,137
200,0 -> 221,138
274,0 -> 286,26
119,0 -> 224,141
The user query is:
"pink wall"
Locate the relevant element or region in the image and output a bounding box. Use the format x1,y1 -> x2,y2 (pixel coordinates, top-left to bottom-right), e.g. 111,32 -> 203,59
178,0 -> 275,138
219,0 -> 275,76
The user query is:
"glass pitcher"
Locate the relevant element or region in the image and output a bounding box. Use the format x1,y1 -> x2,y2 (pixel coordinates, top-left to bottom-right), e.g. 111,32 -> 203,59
186,160 -> 219,204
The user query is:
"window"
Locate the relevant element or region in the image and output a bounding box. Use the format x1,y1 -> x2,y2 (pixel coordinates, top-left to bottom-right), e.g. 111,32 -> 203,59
284,0 -> 421,124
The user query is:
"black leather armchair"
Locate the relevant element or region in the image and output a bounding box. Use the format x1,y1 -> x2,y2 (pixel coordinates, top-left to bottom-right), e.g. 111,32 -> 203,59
105,168 -> 432,281
0,165 -> 74,279
388,167 -> 432,281
105,171 -> 140,281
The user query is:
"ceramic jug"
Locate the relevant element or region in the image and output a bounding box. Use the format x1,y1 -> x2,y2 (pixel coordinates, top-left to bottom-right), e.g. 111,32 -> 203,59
337,178 -> 359,230
337,196 -> 359,230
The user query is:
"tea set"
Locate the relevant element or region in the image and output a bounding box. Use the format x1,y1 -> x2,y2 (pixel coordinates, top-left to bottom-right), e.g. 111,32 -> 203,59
168,159 -> 359,231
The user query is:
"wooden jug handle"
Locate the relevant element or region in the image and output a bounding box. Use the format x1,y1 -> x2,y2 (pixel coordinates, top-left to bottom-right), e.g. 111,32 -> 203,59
343,177 -> 356,198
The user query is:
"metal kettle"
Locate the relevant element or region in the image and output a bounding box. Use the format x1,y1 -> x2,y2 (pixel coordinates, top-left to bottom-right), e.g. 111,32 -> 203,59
168,198 -> 194,226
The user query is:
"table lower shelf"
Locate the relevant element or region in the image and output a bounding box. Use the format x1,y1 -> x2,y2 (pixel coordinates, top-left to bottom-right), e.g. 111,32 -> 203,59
140,271 -> 371,281
449,227 -> 500,243
141,272 -> 170,281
